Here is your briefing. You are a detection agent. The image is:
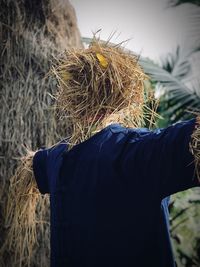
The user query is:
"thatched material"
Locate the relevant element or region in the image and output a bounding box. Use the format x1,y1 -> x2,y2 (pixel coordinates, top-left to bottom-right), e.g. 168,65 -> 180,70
0,151 -> 43,267
190,115 -> 200,182
0,0 -> 82,266
52,38 -> 149,147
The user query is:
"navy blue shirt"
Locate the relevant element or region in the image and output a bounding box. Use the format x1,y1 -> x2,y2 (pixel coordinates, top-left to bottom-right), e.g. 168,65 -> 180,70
33,119 -> 199,267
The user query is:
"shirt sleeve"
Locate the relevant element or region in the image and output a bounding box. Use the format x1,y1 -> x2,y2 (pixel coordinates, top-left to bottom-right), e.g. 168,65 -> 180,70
33,148 -> 49,194
32,141 -> 68,194
121,119 -> 200,199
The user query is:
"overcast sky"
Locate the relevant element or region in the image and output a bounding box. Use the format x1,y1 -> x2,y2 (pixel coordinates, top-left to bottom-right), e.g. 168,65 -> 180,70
70,0 -> 196,62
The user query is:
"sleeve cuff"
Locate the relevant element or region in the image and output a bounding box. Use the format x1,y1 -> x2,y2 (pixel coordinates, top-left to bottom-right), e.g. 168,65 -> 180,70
33,149 -> 49,194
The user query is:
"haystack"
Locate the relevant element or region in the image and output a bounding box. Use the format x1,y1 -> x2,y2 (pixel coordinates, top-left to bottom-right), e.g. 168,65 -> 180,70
0,0 -> 82,266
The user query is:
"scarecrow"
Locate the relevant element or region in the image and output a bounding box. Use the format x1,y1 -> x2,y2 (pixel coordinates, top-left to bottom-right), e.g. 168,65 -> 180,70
4,39 -> 200,267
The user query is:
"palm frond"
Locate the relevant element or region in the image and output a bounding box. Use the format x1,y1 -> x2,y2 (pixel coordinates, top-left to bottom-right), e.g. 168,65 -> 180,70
140,57 -> 200,123
168,0 -> 200,7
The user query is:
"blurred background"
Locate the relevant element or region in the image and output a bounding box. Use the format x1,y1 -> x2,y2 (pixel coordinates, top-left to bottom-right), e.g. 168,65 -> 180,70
71,0 -> 197,60
1,0 -> 200,266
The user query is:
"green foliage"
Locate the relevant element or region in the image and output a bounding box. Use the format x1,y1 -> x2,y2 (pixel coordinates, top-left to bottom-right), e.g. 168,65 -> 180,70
140,49 -> 200,127
169,189 -> 200,266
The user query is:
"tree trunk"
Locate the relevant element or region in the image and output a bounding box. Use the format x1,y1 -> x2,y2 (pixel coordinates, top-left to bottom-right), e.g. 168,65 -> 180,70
0,0 -> 82,266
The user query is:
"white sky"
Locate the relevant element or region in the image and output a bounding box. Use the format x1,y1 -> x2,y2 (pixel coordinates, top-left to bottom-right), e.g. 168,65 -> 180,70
70,0 -> 194,62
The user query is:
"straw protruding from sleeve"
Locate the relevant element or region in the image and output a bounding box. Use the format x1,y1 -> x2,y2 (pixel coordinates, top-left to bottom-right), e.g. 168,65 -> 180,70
190,115 -> 200,182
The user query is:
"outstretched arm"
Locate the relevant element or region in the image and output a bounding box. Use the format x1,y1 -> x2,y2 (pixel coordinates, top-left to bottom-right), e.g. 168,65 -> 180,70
121,116 -> 200,199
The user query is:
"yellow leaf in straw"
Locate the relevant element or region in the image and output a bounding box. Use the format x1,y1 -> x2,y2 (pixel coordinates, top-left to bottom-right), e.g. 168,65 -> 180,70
60,71 -> 71,81
96,53 -> 108,68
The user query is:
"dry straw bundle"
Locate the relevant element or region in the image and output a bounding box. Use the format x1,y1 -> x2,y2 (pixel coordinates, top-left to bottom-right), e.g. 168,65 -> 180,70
0,150 -> 49,267
190,116 -> 200,181
52,38 -> 148,147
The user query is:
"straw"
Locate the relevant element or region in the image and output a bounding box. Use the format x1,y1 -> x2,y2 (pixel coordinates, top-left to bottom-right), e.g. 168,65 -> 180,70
1,1 -> 82,265
190,115 -> 200,182
52,37 -> 149,148
0,150 -> 49,267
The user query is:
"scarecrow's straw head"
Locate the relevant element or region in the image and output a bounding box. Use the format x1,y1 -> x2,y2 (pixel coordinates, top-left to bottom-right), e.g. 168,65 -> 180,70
52,38 -> 147,131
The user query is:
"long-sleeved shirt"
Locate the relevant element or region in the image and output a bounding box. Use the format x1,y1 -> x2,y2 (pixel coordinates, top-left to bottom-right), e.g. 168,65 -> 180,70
33,119 -> 199,267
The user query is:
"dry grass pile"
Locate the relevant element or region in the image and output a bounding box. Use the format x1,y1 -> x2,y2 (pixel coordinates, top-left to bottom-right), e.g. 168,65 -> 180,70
0,151 -> 42,267
190,115 -> 200,181
0,0 -> 82,266
52,39 -> 149,147
1,149 -> 50,267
